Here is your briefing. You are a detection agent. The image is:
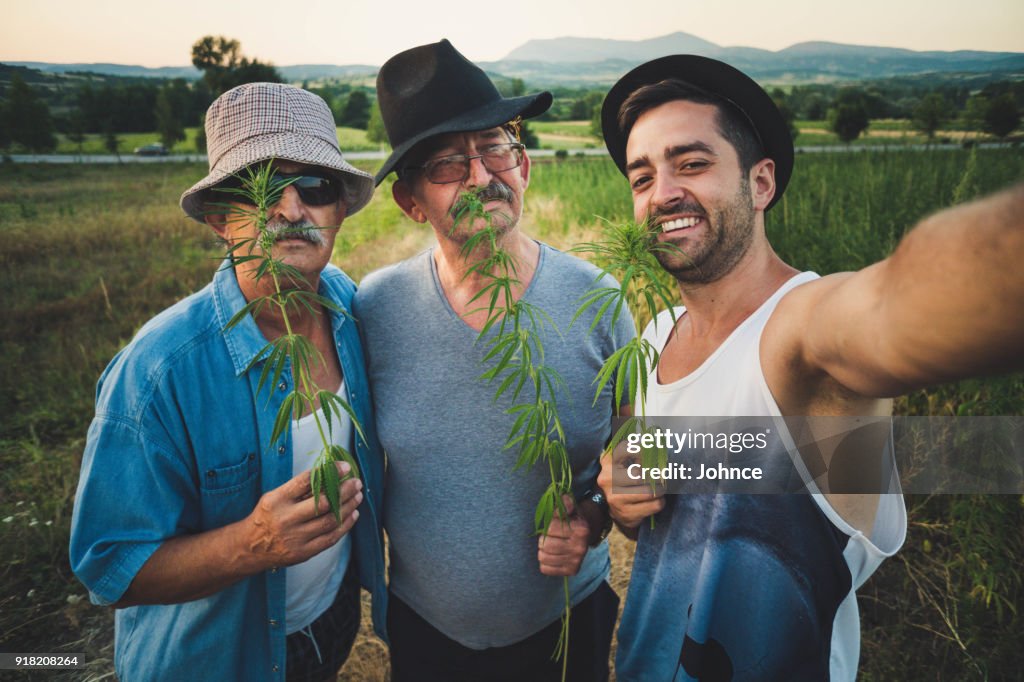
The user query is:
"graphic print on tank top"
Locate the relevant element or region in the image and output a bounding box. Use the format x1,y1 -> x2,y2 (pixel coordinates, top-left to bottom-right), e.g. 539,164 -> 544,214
615,271 -> 906,682
653,493 -> 853,681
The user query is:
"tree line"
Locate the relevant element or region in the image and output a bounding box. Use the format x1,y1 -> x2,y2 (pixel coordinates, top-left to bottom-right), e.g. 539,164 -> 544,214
1,37 -> 1021,154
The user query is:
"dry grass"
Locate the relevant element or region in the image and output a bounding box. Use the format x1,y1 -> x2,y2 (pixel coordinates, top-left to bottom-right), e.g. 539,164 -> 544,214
3,152 -> 1023,679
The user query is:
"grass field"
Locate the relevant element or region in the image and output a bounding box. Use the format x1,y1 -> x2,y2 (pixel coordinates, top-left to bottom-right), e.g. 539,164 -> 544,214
1,149 -> 1023,679
51,126 -> 387,155
35,118 -> 1020,157
533,118 -> 1022,149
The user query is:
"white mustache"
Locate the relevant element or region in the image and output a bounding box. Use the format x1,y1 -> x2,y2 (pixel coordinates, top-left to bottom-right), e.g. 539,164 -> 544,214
264,219 -> 326,246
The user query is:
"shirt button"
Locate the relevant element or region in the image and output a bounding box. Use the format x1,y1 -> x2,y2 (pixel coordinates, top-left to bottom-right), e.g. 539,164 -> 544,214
269,618 -> 278,626
271,664 -> 279,672
278,381 -> 287,391
278,445 -> 286,455
270,567 -> 278,573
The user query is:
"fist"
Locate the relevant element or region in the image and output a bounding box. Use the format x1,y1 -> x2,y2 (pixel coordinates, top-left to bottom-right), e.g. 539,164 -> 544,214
598,442 -> 665,530
246,461 -> 363,569
537,495 -> 591,577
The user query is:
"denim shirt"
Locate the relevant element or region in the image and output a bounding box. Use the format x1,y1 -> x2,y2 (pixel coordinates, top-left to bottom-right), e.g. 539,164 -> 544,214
70,261 -> 387,682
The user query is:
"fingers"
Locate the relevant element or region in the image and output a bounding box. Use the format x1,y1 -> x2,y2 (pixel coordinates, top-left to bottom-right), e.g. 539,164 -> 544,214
306,508 -> 360,556
286,461 -> 354,501
538,534 -> 588,576
612,483 -> 666,499
538,495 -> 590,577
538,534 -> 587,556
538,560 -> 581,577
610,496 -> 666,529
543,495 -> 584,539
284,468 -> 315,500
298,478 -> 363,533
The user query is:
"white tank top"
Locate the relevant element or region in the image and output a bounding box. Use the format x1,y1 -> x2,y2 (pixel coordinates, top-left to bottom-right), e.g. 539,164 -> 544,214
631,271 -> 906,681
285,382 -> 352,635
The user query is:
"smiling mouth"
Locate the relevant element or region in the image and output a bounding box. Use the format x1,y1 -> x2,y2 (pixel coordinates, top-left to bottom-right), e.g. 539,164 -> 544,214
659,216 -> 703,233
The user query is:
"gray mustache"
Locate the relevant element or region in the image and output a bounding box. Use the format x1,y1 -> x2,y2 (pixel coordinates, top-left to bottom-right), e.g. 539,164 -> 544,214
453,182 -> 515,214
264,219 -> 327,246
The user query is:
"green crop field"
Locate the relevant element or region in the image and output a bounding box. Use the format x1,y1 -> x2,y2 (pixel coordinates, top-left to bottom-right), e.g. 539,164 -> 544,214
533,118 -> 1018,150
51,126 -> 387,155
1,149 -> 1022,679
37,119 -> 1018,157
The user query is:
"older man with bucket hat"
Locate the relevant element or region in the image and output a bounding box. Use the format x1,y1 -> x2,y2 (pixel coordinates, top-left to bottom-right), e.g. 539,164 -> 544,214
353,40 -> 634,681
71,82 -> 386,682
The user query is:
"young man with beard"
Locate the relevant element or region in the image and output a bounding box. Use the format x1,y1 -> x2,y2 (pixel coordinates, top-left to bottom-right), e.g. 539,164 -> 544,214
70,83 -> 387,681
354,40 -> 633,681
595,56 -> 1024,680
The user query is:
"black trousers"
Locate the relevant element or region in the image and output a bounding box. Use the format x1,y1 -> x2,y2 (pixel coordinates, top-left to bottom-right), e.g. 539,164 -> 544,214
388,582 -> 619,682
285,564 -> 361,682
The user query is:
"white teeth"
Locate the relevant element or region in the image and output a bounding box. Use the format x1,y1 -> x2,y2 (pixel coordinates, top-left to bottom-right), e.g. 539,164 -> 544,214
662,217 -> 700,231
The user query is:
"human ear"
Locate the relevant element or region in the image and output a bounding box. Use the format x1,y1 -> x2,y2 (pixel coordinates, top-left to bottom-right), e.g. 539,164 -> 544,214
204,209 -> 230,240
392,180 -> 428,223
518,150 -> 531,191
750,158 -> 776,211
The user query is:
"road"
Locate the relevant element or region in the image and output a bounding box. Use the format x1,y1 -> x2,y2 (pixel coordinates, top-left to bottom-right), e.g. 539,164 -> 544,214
5,142 -> 1015,164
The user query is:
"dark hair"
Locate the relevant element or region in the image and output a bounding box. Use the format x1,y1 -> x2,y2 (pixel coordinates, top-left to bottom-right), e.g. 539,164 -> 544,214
617,79 -> 764,173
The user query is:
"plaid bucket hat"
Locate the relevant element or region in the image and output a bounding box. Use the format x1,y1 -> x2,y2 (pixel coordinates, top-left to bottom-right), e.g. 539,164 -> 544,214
180,82 -> 374,222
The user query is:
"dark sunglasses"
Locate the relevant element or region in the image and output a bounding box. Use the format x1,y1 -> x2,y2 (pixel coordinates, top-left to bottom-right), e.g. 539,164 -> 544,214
215,171 -> 344,207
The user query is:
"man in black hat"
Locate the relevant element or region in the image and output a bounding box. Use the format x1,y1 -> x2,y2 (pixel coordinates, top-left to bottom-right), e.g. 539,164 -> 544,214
352,40 -> 634,680
595,56 -> 1024,680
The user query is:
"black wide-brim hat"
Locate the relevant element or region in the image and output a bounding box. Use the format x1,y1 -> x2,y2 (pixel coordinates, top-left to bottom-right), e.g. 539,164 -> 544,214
374,39 -> 552,186
601,55 -> 794,210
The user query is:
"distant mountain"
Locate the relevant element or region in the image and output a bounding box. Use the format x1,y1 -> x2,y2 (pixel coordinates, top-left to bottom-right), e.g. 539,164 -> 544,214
6,61 -> 200,79
486,33 -> 1024,86
2,61 -> 378,83
502,32 -> 719,62
6,32 -> 1023,88
278,64 -> 377,82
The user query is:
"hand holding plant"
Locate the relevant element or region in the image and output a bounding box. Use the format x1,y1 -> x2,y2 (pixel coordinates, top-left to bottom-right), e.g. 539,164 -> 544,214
214,163 -> 364,523
573,218 -> 681,512
451,187 -> 575,676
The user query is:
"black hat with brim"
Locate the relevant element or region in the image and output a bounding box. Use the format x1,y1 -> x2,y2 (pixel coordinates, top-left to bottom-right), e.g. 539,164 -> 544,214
601,55 -> 794,210
374,39 -> 552,186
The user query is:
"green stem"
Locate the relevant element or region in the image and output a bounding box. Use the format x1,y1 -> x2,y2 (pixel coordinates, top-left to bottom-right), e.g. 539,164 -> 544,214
562,574 -> 570,680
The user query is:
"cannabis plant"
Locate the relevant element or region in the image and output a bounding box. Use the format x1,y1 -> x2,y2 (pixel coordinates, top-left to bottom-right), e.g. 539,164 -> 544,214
573,219 -> 682,494
451,187 -> 574,677
213,163 -> 363,521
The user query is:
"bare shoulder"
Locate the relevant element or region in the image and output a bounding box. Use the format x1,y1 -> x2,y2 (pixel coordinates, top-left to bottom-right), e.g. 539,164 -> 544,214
761,274 -> 847,376
761,272 -> 874,415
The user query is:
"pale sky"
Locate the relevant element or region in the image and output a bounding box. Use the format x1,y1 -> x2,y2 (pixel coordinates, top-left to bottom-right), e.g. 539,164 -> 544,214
2,0 -> 1022,67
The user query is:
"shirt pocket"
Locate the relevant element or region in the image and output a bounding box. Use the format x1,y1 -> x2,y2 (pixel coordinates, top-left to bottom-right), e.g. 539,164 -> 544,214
199,452 -> 261,530
200,452 -> 260,494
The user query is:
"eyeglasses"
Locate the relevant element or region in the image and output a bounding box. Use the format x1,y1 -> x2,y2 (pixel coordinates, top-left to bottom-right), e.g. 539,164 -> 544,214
215,171 -> 344,207
403,143 -> 525,184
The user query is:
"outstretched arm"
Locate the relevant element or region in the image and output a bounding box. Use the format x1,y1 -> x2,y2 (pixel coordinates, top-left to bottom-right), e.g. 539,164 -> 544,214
789,182 -> 1024,399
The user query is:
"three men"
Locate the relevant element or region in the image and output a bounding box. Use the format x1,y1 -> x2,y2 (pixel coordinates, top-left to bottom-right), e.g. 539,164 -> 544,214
597,56 -> 1024,680
70,83 -> 386,681
354,40 -> 632,681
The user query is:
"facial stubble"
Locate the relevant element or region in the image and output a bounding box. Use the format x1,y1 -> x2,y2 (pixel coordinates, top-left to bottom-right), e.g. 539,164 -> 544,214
654,176 -> 756,285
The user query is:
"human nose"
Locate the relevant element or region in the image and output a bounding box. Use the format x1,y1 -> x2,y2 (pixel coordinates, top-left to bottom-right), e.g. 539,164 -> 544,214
649,174 -> 686,215
464,154 -> 493,189
270,183 -> 305,223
